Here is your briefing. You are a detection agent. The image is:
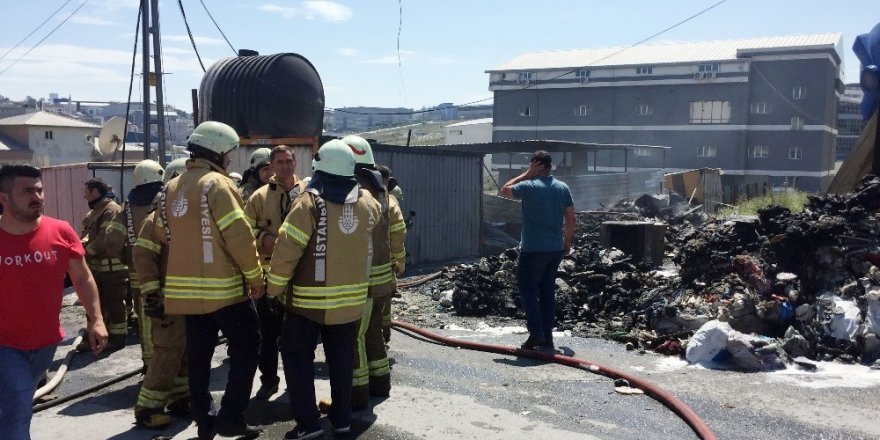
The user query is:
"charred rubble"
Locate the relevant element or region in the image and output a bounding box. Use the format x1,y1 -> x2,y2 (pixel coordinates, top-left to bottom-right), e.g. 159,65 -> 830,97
412,176 -> 880,367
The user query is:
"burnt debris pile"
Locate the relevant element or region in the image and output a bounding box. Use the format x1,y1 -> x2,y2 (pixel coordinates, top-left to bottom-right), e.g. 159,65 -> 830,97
413,177 -> 880,366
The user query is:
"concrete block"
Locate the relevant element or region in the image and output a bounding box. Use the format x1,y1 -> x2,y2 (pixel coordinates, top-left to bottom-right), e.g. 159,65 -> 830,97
599,221 -> 666,266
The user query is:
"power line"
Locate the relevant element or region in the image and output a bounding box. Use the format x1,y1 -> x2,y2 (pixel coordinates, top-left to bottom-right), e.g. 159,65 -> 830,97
330,0 -> 728,116
0,0 -> 89,77
199,0 -> 236,54
177,0 -> 206,72
0,0 -> 73,63
396,0 -> 406,106
118,1 -> 142,167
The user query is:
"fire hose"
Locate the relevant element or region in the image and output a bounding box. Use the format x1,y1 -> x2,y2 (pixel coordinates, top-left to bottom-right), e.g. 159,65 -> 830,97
393,272 -> 717,440
33,273 -> 717,439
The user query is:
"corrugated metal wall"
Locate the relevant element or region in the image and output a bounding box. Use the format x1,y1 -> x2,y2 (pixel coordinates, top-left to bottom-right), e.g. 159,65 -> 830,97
37,145 -> 484,268
556,170 -> 665,211
373,145 -> 483,266
40,163 -> 91,230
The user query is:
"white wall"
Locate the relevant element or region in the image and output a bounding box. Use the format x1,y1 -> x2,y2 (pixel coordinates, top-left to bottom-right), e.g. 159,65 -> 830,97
28,126 -> 99,167
445,121 -> 492,145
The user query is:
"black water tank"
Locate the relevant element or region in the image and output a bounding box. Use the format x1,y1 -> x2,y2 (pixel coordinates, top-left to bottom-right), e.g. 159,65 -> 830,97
199,52 -> 324,138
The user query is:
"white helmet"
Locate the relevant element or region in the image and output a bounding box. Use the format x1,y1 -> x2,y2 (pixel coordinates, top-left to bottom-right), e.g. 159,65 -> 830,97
187,121 -> 239,155
313,139 -> 355,177
228,172 -> 243,186
133,159 -> 164,186
249,147 -> 272,169
342,135 -> 375,167
164,158 -> 188,182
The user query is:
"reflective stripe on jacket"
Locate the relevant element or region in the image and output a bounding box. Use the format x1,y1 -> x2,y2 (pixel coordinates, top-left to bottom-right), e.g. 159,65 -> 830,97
244,175 -> 307,263
267,188 -> 380,325
81,197 -> 128,271
156,159 -> 264,315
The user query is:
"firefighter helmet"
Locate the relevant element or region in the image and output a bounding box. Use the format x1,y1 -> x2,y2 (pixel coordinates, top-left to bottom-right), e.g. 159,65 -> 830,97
313,139 -> 355,177
133,159 -> 164,186
249,148 -> 272,169
341,135 -> 375,167
164,158 -> 188,182
186,121 -> 239,155
228,172 -> 243,186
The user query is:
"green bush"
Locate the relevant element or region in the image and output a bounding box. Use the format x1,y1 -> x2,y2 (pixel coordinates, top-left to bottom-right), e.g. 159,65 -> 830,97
717,191 -> 810,217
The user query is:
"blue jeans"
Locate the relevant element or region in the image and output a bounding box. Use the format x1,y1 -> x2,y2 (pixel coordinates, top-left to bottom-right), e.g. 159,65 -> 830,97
0,344 -> 58,440
517,250 -> 564,346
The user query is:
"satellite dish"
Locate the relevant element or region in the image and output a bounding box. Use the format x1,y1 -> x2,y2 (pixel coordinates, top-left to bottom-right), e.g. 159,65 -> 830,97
97,116 -> 128,156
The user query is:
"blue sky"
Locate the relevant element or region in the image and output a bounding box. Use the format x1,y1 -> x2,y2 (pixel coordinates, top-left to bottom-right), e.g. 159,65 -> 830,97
0,0 -> 877,113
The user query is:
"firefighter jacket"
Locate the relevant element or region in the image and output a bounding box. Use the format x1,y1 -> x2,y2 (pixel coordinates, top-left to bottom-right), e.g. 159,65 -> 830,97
132,210 -> 165,299
240,179 -> 263,205
362,185 -> 407,297
266,187 -> 381,325
80,196 -> 127,272
152,159 -> 264,315
124,182 -> 163,287
244,175 -> 308,264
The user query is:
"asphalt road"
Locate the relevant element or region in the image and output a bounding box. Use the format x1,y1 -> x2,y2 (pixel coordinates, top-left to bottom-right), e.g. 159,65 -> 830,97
31,295 -> 880,440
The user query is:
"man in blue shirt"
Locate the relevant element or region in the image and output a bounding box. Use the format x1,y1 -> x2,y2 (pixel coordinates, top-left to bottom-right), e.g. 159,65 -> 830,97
500,150 -> 575,350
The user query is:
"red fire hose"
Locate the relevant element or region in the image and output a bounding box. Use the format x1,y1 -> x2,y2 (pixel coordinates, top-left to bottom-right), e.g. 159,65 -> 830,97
391,320 -> 717,440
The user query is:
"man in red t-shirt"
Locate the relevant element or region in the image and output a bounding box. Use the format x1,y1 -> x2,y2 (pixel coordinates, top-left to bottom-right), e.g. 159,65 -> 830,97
0,164 -> 109,440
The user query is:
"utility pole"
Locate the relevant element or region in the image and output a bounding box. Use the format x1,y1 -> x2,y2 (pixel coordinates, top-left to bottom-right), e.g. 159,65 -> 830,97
150,0 -> 167,167
140,0 -> 151,160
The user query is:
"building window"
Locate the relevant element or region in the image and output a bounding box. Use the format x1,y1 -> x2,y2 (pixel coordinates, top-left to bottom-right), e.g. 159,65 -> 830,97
789,146 -> 803,160
520,106 -> 533,116
697,145 -> 716,157
636,66 -> 653,75
518,72 -> 535,83
749,145 -> 769,158
792,86 -> 806,100
634,147 -> 651,157
576,104 -> 592,116
449,130 -> 463,136
690,100 -> 731,124
636,103 -> 653,116
44,130 -> 53,140
576,69 -> 590,82
791,116 -> 804,130
698,63 -> 719,72
750,102 -> 772,114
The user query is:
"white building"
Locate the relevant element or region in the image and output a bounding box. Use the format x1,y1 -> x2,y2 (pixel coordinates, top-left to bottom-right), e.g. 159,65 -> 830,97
0,111 -> 100,167
445,118 -> 493,145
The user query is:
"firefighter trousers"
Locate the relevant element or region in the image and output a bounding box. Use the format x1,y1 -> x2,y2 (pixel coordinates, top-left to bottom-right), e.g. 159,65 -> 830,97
185,299 -> 260,429
135,314 -> 188,412
130,274 -> 153,363
353,295 -> 392,401
92,270 -> 129,343
382,295 -> 392,343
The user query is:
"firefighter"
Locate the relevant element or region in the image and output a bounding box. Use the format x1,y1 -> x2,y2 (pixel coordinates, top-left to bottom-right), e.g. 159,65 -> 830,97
342,136 -> 406,409
124,159 -> 165,369
239,147 -> 272,202
153,121 -> 265,439
79,178 -> 129,351
243,145 -> 308,400
130,159 -> 190,429
377,164 -> 403,344
267,139 -> 380,439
